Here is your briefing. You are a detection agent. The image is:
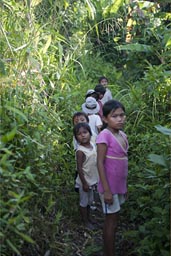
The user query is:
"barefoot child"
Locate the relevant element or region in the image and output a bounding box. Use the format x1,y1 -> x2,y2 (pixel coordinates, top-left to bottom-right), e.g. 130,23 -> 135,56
73,123 -> 99,229
96,100 -> 129,256
72,112 -> 96,193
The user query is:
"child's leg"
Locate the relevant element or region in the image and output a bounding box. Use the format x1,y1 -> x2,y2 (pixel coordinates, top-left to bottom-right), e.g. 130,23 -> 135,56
80,206 -> 95,230
103,212 -> 119,256
79,187 -> 94,229
80,205 -> 88,223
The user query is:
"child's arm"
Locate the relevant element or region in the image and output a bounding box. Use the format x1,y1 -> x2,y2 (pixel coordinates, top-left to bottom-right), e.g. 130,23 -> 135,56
76,150 -> 89,192
97,125 -> 102,133
96,115 -> 102,133
97,143 -> 113,204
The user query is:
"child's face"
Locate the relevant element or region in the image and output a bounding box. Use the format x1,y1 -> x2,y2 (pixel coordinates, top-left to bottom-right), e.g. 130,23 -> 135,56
76,127 -> 91,145
100,79 -> 108,87
73,115 -> 88,125
103,107 -> 126,131
98,93 -> 104,100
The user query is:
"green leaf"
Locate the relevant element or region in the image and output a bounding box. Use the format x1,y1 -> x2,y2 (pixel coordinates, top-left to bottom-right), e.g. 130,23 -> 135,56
6,239 -> 21,255
123,230 -> 138,238
30,0 -> 42,7
0,59 -> 6,75
115,43 -> 153,52
85,0 -> 96,20
0,232 -> 4,237
1,127 -> 17,143
14,230 -> 35,243
164,34 -> 171,49
42,35 -> 52,54
148,154 -> 166,167
24,166 -> 35,182
161,249 -> 170,256
5,105 -> 28,122
139,225 -> 146,233
155,125 -> 171,136
109,0 -> 124,14
103,0 -> 124,16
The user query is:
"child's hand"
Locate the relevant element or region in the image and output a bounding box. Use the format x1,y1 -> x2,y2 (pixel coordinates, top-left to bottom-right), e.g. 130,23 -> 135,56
104,191 -> 113,205
83,183 -> 89,192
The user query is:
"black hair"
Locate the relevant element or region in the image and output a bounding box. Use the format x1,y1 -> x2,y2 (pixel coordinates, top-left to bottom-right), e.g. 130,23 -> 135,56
94,84 -> 106,95
73,123 -> 92,139
103,100 -> 125,117
72,112 -> 89,124
85,92 -> 98,100
98,76 -> 108,83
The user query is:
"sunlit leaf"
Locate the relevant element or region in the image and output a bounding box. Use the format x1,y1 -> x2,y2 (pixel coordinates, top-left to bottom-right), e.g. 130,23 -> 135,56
1,128 -> 17,143
115,43 -> 153,52
42,35 -> 52,54
109,0 -> 124,14
85,0 -> 96,20
163,33 -> 171,49
103,0 -> 124,16
30,0 -> 42,7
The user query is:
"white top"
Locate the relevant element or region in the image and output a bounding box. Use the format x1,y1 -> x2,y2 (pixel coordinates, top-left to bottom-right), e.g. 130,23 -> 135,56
76,143 -> 99,186
100,88 -> 112,105
88,114 -> 102,135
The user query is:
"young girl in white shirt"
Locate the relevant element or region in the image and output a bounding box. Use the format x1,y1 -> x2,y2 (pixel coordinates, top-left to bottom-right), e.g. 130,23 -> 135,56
73,122 -> 99,230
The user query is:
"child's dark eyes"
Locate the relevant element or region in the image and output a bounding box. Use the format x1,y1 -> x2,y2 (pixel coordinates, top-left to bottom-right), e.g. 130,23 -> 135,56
77,130 -> 89,135
112,113 -> 125,118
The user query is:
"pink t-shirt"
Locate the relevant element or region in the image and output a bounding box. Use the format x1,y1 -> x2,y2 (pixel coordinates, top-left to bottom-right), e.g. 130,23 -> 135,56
96,129 -> 129,194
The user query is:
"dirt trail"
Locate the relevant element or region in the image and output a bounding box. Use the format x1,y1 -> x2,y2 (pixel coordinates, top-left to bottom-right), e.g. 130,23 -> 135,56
56,191 -> 132,256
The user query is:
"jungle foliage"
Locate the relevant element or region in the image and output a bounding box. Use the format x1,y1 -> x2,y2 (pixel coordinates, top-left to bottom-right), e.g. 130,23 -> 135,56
0,0 -> 171,255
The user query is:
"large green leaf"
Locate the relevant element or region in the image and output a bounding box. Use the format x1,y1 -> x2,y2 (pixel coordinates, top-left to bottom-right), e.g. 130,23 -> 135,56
155,125 -> 171,136
109,0 -> 124,14
115,43 -> 153,52
103,0 -> 124,16
148,154 -> 166,167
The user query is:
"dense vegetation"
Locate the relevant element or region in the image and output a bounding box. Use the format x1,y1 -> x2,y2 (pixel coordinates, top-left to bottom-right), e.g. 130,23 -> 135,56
0,0 -> 170,255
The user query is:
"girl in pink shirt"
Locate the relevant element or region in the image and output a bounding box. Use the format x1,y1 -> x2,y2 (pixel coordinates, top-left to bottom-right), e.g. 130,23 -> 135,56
96,99 -> 129,256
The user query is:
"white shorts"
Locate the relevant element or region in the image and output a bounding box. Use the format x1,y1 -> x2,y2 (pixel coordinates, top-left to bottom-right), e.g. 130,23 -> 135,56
99,193 -> 125,214
79,186 -> 94,207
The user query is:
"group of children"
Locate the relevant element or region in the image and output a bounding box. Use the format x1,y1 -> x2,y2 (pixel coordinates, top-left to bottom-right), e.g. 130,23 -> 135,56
72,76 -> 129,256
